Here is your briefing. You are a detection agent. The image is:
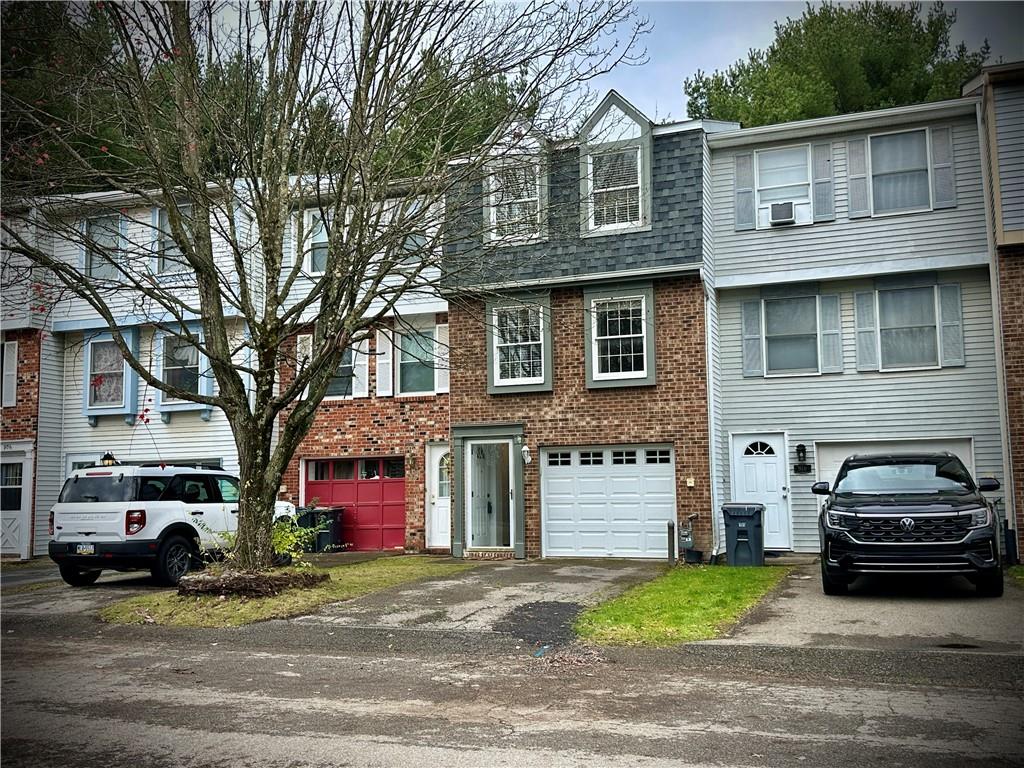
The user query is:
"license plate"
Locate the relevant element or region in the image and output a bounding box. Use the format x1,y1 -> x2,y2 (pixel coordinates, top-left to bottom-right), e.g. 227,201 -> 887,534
75,543 -> 96,555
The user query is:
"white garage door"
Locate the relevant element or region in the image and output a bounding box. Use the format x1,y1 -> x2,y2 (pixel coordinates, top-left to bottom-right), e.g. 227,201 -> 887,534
816,438 -> 975,486
541,445 -> 675,558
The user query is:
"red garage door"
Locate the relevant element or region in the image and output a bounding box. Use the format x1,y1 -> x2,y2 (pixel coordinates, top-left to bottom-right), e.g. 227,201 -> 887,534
304,458 -> 406,551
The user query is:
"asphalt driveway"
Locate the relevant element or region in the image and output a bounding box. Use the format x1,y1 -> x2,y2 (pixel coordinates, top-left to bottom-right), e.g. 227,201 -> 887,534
714,565 -> 1024,654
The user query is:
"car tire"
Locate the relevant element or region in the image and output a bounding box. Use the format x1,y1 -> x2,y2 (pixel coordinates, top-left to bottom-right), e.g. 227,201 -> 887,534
58,564 -> 102,587
974,570 -> 1004,598
151,535 -> 195,586
820,560 -> 848,596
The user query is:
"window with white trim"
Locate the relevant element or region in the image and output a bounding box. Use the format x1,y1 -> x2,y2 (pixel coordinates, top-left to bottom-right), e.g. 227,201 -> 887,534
162,336 -> 200,401
326,347 -> 355,397
877,286 -> 938,369
490,163 -> 540,240
755,145 -> 811,227
88,340 -> 125,407
308,212 -> 329,274
592,296 -> 646,378
645,448 -> 670,464
590,147 -> 641,229
158,204 -> 192,273
85,215 -> 120,280
547,452 -> 571,467
579,451 -> 604,466
763,295 -> 818,375
611,449 -> 637,465
397,327 -> 436,394
0,462 -> 23,512
870,129 -> 929,214
493,305 -> 543,385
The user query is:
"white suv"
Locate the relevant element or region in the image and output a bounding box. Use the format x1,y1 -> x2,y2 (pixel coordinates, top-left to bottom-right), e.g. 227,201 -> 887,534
49,464 -> 243,586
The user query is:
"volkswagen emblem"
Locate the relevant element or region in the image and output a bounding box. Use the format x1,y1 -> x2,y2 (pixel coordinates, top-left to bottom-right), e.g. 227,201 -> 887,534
899,517 -> 916,532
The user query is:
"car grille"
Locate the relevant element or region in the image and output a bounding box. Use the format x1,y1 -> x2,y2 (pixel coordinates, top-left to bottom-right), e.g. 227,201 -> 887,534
850,515 -> 972,543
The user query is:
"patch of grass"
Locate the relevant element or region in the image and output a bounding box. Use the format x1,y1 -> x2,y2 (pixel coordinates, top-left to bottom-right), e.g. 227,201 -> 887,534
1008,565 -> 1024,587
101,556 -> 476,628
576,564 -> 790,647
2,579 -> 63,595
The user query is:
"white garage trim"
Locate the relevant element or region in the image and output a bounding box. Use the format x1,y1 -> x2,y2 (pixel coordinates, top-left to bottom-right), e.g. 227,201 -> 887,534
814,436 -> 976,486
540,444 -> 675,558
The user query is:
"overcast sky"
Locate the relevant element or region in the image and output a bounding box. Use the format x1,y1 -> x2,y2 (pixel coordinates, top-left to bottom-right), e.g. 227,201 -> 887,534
593,1 -> 1024,121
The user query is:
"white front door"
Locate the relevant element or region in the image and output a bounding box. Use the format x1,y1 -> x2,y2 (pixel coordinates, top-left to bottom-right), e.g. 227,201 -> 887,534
731,433 -> 791,550
425,443 -> 451,549
0,448 -> 33,560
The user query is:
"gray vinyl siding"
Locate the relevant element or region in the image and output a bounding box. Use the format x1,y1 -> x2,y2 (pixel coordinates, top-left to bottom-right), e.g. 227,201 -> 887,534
33,331 -> 64,556
717,268 -> 1004,553
994,84 -> 1024,232
711,117 -> 988,285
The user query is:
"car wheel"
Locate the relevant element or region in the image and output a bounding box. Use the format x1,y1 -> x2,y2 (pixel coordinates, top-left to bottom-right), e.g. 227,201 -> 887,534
820,559 -> 848,596
974,570 -> 1004,598
58,564 -> 102,587
152,535 -> 195,586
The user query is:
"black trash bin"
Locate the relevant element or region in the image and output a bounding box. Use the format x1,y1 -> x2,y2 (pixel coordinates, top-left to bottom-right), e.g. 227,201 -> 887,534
722,503 -> 765,566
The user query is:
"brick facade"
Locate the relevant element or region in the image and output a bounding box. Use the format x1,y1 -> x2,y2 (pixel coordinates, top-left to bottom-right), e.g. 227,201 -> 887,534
997,247 -> 1024,548
278,319 -> 449,552
448,274 -> 713,557
1,328 -> 42,557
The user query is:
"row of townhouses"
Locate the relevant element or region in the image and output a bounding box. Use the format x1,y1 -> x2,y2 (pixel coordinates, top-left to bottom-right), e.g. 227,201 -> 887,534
2,64 -> 1022,563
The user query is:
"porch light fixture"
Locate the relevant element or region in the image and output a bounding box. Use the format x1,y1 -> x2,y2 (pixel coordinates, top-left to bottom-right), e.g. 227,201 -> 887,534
521,445 -> 532,465
796,444 -> 807,462
100,451 -> 119,467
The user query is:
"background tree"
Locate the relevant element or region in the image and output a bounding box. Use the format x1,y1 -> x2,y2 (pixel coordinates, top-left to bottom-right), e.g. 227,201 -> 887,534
684,1 -> 989,127
1,0 -> 646,570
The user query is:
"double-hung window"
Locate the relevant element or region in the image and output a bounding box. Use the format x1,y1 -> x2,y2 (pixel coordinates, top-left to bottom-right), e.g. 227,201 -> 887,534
493,306 -> 543,385
307,212 -> 329,274
490,164 -> 540,240
592,296 -> 646,378
158,204 -> 192,273
88,340 -> 126,407
876,286 -> 938,369
162,336 -> 201,400
327,347 -> 356,397
870,130 -> 930,214
755,146 -> 811,227
763,295 -> 819,375
590,147 -> 641,229
85,215 -> 121,280
397,327 -> 436,395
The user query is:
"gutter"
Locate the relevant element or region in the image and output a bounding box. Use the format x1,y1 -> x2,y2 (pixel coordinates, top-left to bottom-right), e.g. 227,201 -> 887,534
443,261 -> 701,295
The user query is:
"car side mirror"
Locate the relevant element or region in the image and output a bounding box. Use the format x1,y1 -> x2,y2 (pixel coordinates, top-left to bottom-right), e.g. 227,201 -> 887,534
811,481 -> 830,495
978,477 -> 1000,492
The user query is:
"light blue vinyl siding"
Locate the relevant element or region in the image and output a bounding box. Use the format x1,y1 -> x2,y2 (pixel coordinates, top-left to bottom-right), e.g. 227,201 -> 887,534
716,268 -> 1004,553
711,117 -> 988,286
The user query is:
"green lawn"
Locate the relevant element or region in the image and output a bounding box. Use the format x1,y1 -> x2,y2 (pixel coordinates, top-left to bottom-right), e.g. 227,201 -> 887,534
101,556 -> 476,628
576,564 -> 790,646
1008,565 -> 1024,587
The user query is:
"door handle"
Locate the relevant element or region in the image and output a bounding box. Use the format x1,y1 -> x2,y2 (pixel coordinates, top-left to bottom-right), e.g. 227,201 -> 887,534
189,510 -> 204,516
229,509 -> 238,514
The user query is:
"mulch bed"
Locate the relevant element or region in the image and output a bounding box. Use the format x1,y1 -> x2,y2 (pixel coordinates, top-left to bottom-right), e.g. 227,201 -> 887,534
177,569 -> 329,598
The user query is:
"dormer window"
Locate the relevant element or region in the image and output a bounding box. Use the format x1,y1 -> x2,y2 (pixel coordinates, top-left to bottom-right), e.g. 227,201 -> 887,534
489,163 -> 540,241
580,92 -> 652,235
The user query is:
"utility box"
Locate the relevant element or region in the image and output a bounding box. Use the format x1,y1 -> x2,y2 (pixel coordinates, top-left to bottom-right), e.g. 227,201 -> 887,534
722,503 -> 765,567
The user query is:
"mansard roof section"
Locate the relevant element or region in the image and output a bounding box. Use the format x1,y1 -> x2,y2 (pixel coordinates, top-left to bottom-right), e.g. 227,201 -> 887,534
580,90 -> 651,147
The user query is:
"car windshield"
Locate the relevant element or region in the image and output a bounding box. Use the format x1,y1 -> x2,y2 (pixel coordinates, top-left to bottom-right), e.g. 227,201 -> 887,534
59,474 -> 137,503
834,457 -> 975,495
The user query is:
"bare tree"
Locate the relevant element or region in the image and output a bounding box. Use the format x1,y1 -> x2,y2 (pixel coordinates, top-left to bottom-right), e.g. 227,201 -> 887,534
1,1 -> 646,569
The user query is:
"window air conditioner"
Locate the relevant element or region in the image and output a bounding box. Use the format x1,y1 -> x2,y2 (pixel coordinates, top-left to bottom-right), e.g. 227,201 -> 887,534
769,201 -> 796,226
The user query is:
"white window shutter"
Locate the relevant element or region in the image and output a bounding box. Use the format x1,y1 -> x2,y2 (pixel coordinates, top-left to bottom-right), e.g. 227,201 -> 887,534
741,301 -> 763,377
854,292 -> 878,371
352,337 -> 370,398
2,341 -> 17,407
819,295 -> 843,373
847,138 -> 870,219
812,142 -> 835,222
734,153 -> 755,231
296,334 -> 312,398
434,324 -> 449,394
930,126 -> 956,210
939,284 -> 965,367
375,328 -> 393,397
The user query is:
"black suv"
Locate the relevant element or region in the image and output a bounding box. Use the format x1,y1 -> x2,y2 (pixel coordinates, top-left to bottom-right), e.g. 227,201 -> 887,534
814,452 -> 1003,597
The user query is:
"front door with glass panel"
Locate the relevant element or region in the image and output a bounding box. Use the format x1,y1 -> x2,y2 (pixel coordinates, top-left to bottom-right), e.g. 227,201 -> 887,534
465,440 -> 513,549
731,433 -> 792,550
426,444 -> 451,549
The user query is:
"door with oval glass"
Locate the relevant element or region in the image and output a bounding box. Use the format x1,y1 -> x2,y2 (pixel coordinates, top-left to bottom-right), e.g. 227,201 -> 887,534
730,433 -> 791,550
426,443 -> 451,549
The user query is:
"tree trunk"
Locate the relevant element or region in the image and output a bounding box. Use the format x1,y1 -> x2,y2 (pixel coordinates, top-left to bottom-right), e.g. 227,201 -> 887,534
232,424 -> 279,571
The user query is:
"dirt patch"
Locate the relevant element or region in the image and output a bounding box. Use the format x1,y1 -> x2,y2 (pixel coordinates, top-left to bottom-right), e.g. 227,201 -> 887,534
177,570 -> 328,598
493,600 -> 583,647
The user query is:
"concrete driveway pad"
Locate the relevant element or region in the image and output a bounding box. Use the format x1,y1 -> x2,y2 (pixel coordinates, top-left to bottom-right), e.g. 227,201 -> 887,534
714,565 -> 1024,654
295,559 -> 661,646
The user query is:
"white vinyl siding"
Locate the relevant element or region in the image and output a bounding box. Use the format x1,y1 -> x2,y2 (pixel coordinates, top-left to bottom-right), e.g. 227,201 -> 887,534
994,84 -> 1024,233
717,268 -> 1004,553
34,331 -> 64,555
711,116 -> 987,285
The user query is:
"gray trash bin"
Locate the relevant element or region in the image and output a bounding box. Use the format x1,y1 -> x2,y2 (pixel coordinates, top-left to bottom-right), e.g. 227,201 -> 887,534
722,503 -> 765,566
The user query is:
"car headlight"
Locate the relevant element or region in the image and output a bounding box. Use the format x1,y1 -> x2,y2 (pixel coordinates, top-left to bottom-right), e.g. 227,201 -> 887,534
968,507 -> 992,529
826,511 -> 856,529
